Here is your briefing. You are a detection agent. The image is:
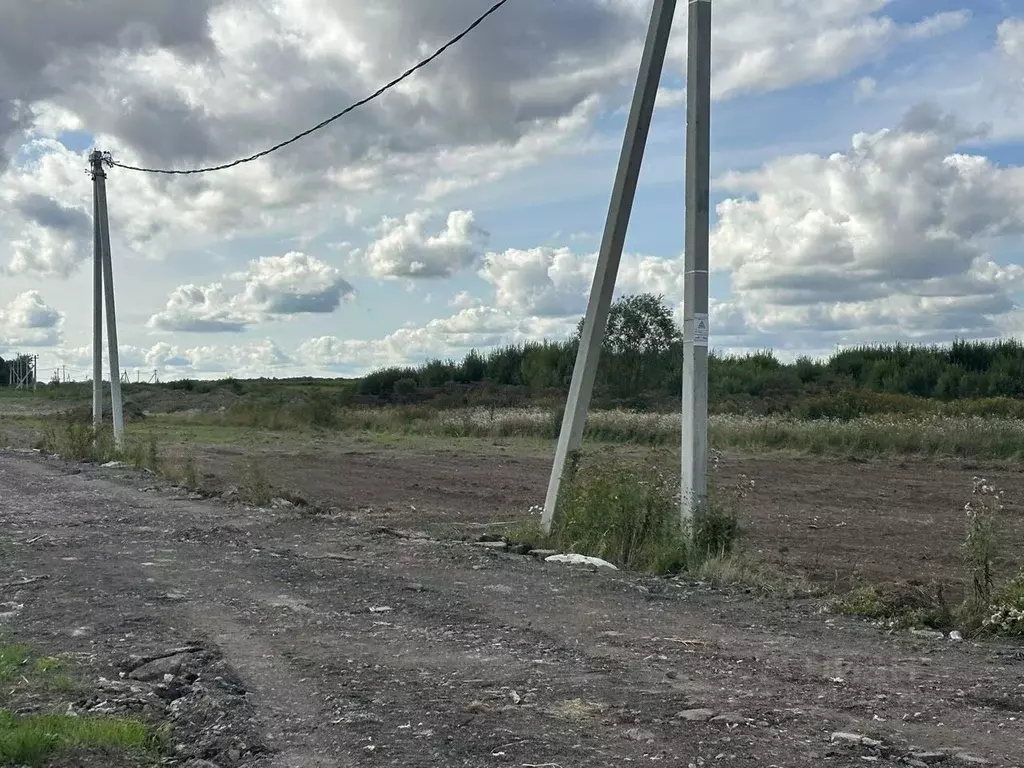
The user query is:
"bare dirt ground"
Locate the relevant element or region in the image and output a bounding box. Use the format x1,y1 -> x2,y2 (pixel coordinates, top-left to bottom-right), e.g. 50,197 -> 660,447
2,449 -> 1024,767
180,438 -> 1024,589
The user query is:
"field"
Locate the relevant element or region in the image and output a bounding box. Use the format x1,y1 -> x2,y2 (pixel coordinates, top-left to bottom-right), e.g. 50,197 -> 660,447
2,379 -> 1024,765
4,382 -> 1024,593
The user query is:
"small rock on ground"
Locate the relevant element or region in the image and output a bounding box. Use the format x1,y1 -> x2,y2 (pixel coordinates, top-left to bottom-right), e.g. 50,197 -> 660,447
129,653 -> 193,682
711,713 -> 751,725
955,755 -> 990,766
623,727 -> 655,742
911,752 -> 949,764
475,541 -> 508,550
831,731 -> 882,748
529,549 -> 560,559
675,708 -> 716,722
545,553 -> 618,570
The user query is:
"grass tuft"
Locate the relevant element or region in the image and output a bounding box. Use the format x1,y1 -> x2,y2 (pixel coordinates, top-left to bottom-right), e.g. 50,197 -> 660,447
239,458 -> 273,507
180,452 -> 199,490
0,711 -> 150,766
0,641 -> 158,765
693,552 -> 815,598
832,583 -> 952,630
0,643 -> 30,682
980,573 -> 1024,636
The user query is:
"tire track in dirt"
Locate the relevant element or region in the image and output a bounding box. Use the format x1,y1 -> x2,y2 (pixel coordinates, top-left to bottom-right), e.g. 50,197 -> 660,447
1,452 -> 1022,767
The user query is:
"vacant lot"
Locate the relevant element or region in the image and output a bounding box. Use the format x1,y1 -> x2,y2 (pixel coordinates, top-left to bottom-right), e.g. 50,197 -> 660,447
90,419 -> 1015,593
3,388 -> 1024,765
2,451 -> 1023,767
5,385 -> 1024,592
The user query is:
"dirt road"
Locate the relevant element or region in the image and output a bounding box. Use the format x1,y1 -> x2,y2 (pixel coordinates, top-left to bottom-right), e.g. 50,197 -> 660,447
1,451 -> 1022,767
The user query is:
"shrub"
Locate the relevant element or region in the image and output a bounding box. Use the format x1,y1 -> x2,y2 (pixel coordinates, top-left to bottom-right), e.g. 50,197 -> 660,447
982,573 -> 1024,636
551,453 -> 687,574
964,476 -> 1002,606
180,453 -> 199,490
239,459 -> 273,507
545,454 -> 743,575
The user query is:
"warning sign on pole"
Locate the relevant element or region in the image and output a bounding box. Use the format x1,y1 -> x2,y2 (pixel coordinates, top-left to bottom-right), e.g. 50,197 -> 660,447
693,313 -> 709,347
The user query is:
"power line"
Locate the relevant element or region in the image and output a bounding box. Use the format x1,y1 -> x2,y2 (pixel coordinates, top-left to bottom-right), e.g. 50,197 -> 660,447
108,0 -> 512,176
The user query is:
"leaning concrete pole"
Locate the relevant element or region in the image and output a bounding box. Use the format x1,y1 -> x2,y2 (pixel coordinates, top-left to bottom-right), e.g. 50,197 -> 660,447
90,151 -> 104,439
540,0 -> 678,534
90,150 -> 125,448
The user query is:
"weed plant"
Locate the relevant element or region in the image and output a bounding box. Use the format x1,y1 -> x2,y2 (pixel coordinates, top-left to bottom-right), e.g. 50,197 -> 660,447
514,452 -> 743,576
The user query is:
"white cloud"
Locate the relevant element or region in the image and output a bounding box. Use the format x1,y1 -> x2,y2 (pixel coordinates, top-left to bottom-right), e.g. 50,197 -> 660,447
148,251 -> 354,332
449,290 -> 481,310
297,306 -> 575,374
361,210 -> 487,279
854,76 -> 877,102
0,291 -> 64,348
711,105 -> 1024,347
481,247 -> 592,317
235,251 -> 355,314
57,338 -> 293,378
147,283 -> 254,334
479,246 -> 684,318
702,3 -> 969,100
0,152 -> 92,277
0,1 -> 974,281
998,18 -> 1024,66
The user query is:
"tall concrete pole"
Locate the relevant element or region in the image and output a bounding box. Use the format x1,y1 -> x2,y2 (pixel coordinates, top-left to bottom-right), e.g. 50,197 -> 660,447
540,0 -> 677,534
93,153 -> 125,448
90,151 -> 104,438
680,0 -> 712,525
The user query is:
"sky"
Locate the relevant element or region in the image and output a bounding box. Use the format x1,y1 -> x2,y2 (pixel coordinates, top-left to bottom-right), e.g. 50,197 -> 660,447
1,0 -> 1023,382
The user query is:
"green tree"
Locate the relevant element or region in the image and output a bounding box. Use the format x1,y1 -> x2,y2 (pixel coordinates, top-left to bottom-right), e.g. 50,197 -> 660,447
577,293 -> 681,399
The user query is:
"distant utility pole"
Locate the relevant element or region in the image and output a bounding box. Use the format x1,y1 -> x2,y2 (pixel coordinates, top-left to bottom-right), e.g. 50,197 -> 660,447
89,150 -> 125,448
680,0 -> 712,526
541,0 -> 678,534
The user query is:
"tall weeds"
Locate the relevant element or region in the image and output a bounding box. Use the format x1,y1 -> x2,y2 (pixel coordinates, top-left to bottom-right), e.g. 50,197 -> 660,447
536,453 -> 742,575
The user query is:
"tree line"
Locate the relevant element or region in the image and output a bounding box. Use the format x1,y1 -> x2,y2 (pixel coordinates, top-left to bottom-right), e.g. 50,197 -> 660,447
355,293 -> 1024,414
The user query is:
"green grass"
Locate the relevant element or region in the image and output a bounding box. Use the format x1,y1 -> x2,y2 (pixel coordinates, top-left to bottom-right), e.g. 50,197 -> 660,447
10,391 -> 1024,462
33,656 -> 62,674
980,572 -> 1024,636
0,644 -> 30,682
691,552 -> 815,598
0,711 -> 151,766
238,458 -> 273,506
0,641 -> 160,766
184,406 -> 1024,461
832,584 -> 953,630
551,452 -> 689,573
506,452 -> 742,576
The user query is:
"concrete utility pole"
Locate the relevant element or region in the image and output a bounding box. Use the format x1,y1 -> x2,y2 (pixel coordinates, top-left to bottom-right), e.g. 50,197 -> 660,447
91,152 -> 104,438
680,0 -> 712,525
540,0 -> 678,534
90,150 -> 125,448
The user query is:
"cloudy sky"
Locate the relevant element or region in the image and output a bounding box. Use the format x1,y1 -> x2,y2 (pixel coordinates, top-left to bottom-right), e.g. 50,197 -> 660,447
1,0 -> 1023,381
